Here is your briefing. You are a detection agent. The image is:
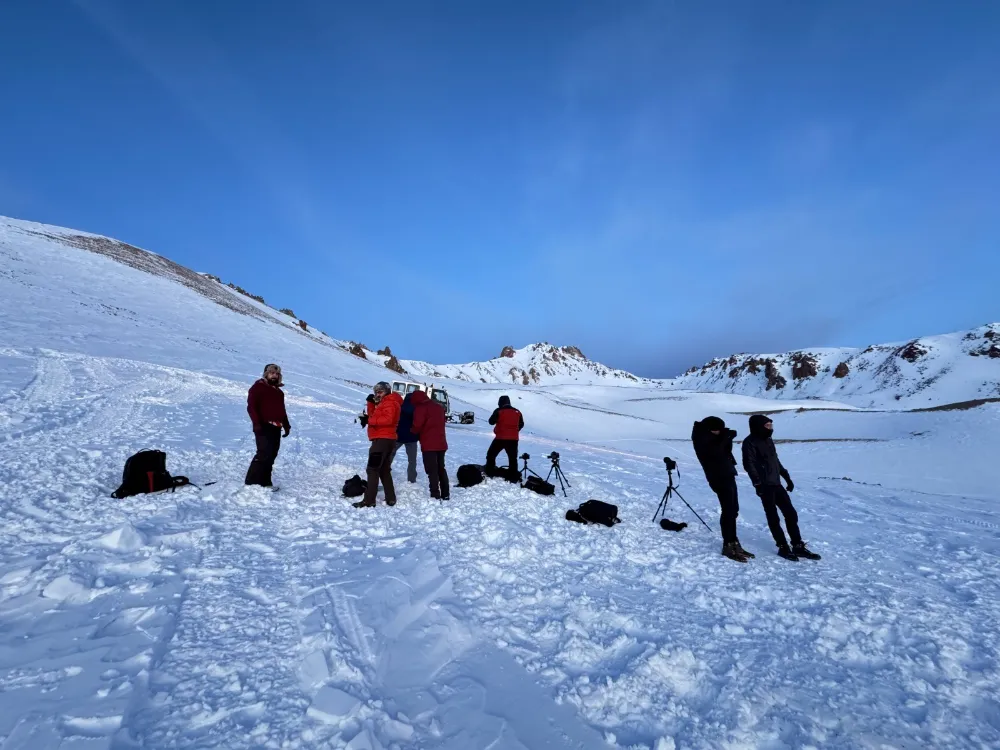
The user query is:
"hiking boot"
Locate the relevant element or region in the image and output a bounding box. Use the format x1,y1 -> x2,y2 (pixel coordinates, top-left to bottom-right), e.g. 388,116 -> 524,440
722,542 -> 749,563
735,540 -> 755,559
352,500 -> 375,508
792,542 -> 821,560
777,545 -> 799,561
386,499 -> 396,507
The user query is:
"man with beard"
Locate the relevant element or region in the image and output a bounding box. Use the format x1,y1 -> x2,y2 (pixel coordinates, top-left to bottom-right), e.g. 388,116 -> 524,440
354,381 -> 403,508
742,414 -> 821,561
245,363 -> 291,489
691,416 -> 754,562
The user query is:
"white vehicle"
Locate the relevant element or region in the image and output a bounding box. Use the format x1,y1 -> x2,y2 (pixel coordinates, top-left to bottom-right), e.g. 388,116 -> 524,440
390,381 -> 474,424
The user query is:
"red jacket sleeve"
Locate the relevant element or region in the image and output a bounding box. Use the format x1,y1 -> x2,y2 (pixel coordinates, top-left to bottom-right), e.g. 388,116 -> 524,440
411,405 -> 425,436
247,383 -> 261,430
280,391 -> 290,431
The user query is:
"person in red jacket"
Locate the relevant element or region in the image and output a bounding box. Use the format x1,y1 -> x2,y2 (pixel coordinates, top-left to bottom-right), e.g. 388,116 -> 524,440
409,390 -> 450,500
245,363 -> 291,488
485,395 -> 524,479
355,381 -> 403,508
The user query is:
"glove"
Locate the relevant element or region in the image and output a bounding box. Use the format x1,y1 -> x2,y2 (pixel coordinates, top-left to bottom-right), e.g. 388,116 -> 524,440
366,394 -> 375,404
283,426 -> 291,437
359,414 -> 369,428
785,478 -> 794,492
725,429 -> 737,439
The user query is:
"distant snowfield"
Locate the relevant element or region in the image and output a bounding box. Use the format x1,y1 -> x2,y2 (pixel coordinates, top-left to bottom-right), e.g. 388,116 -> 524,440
2,217 -> 1000,749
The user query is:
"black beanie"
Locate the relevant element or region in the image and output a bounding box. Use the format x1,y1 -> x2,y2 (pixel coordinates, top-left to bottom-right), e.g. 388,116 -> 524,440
748,414 -> 773,435
701,416 -> 726,431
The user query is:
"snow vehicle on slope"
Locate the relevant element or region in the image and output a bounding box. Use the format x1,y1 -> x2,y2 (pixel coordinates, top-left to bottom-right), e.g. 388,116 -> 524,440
390,380 -> 474,424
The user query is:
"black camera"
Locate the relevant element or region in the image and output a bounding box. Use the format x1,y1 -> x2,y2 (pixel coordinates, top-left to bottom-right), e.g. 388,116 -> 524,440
520,453 -> 530,460
547,452 -> 560,460
663,456 -> 677,471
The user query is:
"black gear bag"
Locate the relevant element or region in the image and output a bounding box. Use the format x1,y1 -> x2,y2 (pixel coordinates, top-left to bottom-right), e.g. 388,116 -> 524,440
342,474 -> 368,497
565,499 -> 620,527
111,450 -> 191,499
522,476 -> 555,496
457,464 -> 485,487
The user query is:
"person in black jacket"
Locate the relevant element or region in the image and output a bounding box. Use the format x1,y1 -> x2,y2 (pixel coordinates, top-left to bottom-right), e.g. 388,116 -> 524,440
742,414 -> 821,561
390,392 -> 419,483
692,416 -> 754,562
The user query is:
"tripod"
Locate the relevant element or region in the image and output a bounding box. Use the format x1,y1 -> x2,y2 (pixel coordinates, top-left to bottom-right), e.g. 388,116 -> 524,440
545,456 -> 571,497
520,455 -> 542,484
653,465 -> 711,530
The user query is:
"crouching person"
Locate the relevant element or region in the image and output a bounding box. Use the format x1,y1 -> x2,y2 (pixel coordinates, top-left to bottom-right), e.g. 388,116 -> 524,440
355,381 -> 403,508
742,414 -> 821,561
485,395 -> 523,480
245,363 -> 290,488
410,390 -> 449,500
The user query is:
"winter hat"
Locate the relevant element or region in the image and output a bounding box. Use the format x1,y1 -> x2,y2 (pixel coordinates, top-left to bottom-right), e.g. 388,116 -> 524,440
498,395 -> 511,407
374,381 -> 391,395
748,414 -> 773,435
700,416 -> 726,431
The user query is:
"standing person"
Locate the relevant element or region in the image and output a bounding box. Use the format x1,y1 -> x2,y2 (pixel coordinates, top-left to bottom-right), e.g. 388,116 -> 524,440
391,392 -> 420,483
742,415 -> 821,561
409,390 -> 449,500
485,395 -> 523,479
245,363 -> 291,489
691,416 -> 754,563
354,381 -> 403,508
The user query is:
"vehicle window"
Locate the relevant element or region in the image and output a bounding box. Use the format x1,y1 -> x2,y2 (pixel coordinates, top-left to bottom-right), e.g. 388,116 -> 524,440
392,383 -> 405,393
432,390 -> 448,403
406,384 -> 421,393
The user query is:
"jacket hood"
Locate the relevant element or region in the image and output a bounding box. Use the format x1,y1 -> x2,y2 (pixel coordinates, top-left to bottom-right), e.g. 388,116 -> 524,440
699,416 -> 726,432
381,391 -> 403,406
748,414 -> 773,437
410,390 -> 430,406
498,395 -> 511,408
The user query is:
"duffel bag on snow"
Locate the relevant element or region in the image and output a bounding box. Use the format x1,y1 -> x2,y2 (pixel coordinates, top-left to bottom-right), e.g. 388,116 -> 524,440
342,474 -> 368,497
484,464 -> 520,483
112,450 -> 190,498
522,476 -> 555,496
577,499 -> 620,527
456,464 -> 485,487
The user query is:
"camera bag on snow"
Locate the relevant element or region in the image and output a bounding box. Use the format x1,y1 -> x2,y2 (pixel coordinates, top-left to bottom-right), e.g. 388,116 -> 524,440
342,474 -> 368,497
522,476 -> 555,496
111,450 -> 191,499
565,499 -> 621,527
484,464 -> 520,483
456,464 -> 486,487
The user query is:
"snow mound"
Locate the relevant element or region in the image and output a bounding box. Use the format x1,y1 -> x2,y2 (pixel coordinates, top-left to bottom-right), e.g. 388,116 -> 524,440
97,522 -> 147,552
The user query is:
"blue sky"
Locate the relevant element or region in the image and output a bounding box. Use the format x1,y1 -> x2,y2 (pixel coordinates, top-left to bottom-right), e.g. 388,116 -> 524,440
1,1 -> 997,377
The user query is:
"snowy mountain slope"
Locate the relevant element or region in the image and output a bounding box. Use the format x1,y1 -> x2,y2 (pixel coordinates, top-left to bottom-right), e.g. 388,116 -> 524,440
671,325 -> 1000,409
401,343 -> 657,387
2,214 -> 1000,749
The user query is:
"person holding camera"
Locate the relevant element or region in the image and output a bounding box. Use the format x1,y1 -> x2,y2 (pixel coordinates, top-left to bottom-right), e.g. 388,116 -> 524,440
742,415 -> 821,560
486,395 -> 524,480
354,381 -> 403,508
245,363 -> 290,489
691,416 -> 752,562
409,389 -> 449,500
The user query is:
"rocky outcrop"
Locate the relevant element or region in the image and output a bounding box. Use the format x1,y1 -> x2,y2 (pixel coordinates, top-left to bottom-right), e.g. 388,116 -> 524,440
897,341 -> 928,363
500,346 -> 516,358
764,360 -> 787,390
834,362 -> 850,378
790,353 -> 818,380
348,342 -> 367,360
385,355 -> 406,374
377,346 -> 392,356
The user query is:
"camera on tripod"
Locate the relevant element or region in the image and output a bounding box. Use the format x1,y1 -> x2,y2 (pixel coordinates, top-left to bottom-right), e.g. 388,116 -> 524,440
663,456 -> 677,471
547,452 -> 560,462
520,452 -> 530,460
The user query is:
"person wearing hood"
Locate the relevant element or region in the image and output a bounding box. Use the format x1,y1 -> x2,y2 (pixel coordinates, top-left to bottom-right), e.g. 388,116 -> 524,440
245,363 -> 291,488
742,415 -> 821,561
691,416 -> 753,562
485,395 -> 524,479
409,390 -> 450,500
354,381 -> 403,508
391,392 -> 419,484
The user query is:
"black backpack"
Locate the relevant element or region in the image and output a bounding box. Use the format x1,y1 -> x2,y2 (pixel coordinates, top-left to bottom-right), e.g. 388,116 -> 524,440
342,474 -> 368,497
566,499 -> 621,527
456,464 -> 485,487
484,464 -> 520,483
522,476 -> 555,496
111,450 -> 190,499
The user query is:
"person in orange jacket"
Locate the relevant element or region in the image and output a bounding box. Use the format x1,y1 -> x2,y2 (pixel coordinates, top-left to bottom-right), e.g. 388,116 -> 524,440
354,381 -> 403,508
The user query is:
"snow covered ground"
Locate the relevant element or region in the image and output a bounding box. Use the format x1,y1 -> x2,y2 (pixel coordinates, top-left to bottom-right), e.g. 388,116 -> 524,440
2,217 -> 1000,749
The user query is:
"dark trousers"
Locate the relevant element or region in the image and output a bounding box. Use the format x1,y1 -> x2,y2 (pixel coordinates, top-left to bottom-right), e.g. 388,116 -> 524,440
709,475 -> 740,544
422,450 -> 449,499
485,439 -> 518,473
391,441 -> 419,483
363,438 -> 397,506
759,485 -> 802,548
245,425 -> 281,486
